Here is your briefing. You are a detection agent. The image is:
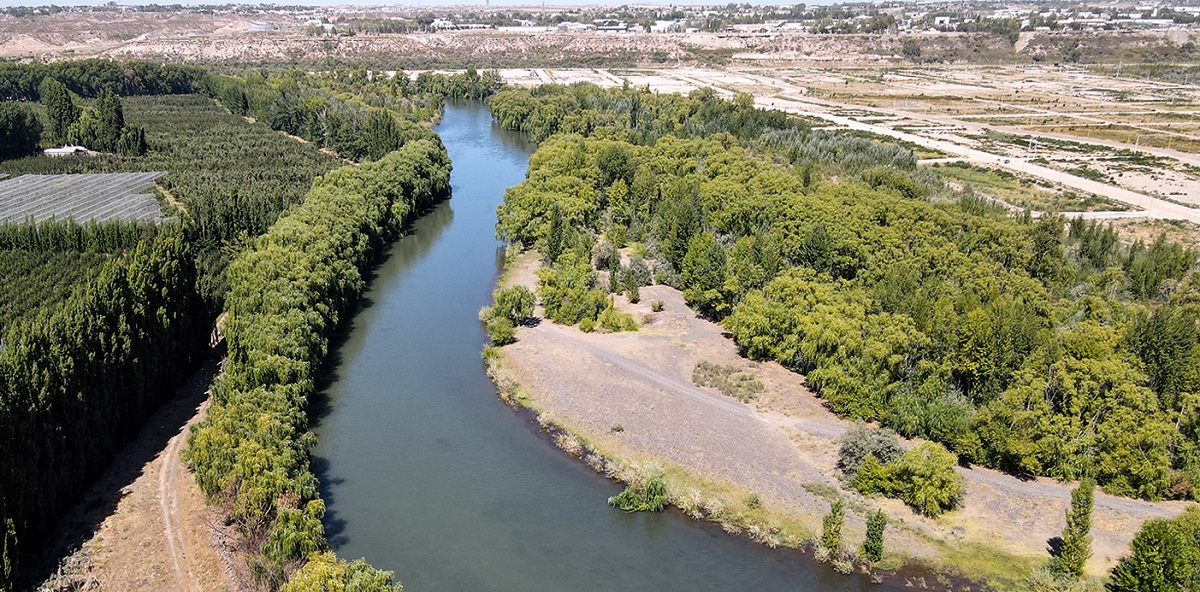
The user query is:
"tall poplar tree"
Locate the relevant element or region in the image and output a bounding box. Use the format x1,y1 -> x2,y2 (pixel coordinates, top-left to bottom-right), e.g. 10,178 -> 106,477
40,77 -> 78,144
1059,478 -> 1095,578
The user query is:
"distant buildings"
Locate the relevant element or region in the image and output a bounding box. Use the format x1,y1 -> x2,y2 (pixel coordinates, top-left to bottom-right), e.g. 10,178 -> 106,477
43,146 -> 89,157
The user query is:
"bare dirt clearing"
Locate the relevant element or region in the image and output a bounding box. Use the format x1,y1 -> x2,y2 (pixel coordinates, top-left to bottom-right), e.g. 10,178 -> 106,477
33,357 -> 241,592
498,253 -> 1194,579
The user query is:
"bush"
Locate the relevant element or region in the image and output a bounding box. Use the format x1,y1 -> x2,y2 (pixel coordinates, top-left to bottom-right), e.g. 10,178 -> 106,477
651,300 -> 665,312
891,442 -> 966,517
592,239 -> 620,271
851,455 -> 901,496
282,553 -> 399,592
598,306 -> 638,332
486,316 -> 516,346
609,476 -> 668,512
626,256 -> 653,286
491,285 -> 535,324
692,361 -> 764,403
852,443 -> 965,518
1107,506 -> 1199,592
838,421 -> 904,478
821,498 -> 845,553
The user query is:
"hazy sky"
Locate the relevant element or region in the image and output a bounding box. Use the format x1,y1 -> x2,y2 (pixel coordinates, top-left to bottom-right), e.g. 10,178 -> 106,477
1,0 -> 849,9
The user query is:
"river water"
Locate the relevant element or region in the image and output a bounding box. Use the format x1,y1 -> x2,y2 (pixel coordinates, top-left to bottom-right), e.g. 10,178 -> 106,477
312,101 -> 897,591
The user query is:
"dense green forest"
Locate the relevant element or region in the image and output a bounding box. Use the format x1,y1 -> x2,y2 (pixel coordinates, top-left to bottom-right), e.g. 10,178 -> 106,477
0,222 -> 208,588
490,84 -> 1200,507
0,59 -> 487,589
184,139 -> 450,587
0,59 -> 206,101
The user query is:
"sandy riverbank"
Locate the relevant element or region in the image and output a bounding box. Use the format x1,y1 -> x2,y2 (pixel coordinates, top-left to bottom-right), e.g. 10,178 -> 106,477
486,250 -> 1194,588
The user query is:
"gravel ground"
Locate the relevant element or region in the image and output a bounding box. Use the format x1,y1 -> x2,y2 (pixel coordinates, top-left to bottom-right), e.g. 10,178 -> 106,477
499,253 -> 1195,577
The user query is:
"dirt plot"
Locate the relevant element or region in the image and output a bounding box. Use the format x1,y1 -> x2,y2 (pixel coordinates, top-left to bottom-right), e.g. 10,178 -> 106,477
33,357 -> 243,592
498,253 -> 1193,579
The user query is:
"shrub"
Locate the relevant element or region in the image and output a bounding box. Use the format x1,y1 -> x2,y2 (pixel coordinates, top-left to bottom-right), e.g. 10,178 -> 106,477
692,361 -> 764,403
863,510 -> 887,563
1107,506 -> 1199,592
598,306 -> 638,332
852,443 -> 965,518
486,316 -> 516,346
282,552 -> 399,592
838,421 -> 903,478
491,285 -> 535,324
821,498 -> 845,553
609,476 -> 668,512
851,456 -> 900,496
891,442 -> 966,517
627,256 -> 653,286
592,239 -> 620,271
651,300 -> 665,312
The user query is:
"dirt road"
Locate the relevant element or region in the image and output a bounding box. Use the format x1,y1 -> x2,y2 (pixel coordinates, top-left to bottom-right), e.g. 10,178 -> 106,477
674,69 -> 1200,225
33,357 -> 240,592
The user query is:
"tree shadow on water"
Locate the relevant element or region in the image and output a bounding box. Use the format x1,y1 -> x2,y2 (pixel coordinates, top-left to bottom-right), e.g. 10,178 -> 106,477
312,456 -> 350,548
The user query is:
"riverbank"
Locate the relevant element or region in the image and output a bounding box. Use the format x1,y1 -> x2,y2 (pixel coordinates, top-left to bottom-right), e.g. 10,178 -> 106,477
486,249 -> 1193,589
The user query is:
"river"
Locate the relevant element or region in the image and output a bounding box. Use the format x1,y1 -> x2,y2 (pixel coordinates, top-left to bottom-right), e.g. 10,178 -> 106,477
311,101 -> 897,591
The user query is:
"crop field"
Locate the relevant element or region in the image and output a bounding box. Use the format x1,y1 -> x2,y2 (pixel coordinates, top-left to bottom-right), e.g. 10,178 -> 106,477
0,250 -> 109,333
0,172 -> 164,223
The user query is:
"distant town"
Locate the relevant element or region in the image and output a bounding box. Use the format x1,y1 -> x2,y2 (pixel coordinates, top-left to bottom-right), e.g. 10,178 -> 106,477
5,0 -> 1200,37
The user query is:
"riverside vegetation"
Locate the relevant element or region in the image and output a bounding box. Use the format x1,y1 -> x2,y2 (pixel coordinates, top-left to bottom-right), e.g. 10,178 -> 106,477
487,82 -> 1200,587
0,58 -> 493,589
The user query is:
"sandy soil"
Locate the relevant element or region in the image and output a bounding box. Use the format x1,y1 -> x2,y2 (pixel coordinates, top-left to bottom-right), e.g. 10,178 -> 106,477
33,357 -> 243,592
497,252 -> 1194,579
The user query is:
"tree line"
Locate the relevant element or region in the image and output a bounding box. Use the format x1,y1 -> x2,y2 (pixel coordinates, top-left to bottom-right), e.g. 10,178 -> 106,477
489,83 -> 807,144
0,223 -> 208,589
0,59 -> 206,101
183,139 -> 450,589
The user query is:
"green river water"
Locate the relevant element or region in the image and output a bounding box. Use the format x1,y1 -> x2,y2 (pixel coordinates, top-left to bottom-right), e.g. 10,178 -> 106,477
311,101 -> 903,592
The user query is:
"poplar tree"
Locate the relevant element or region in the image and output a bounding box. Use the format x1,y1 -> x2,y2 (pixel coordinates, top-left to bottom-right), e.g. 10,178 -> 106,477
863,510 -> 887,563
821,498 -> 845,554
40,77 -> 78,144
1059,478 -> 1095,578
0,102 -> 42,160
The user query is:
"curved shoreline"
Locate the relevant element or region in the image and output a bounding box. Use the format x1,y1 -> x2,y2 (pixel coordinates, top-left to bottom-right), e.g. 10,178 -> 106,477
484,249 -> 1192,590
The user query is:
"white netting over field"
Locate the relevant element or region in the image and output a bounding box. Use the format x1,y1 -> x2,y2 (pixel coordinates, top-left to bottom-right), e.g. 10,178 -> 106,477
0,172 -> 165,223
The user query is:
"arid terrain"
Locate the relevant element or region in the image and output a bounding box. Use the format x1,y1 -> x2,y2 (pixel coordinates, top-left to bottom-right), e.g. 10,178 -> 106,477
2,10 -> 1197,69
496,252 -> 1193,581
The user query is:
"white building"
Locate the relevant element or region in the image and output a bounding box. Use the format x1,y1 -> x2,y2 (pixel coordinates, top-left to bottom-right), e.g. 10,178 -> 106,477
44,146 -> 89,157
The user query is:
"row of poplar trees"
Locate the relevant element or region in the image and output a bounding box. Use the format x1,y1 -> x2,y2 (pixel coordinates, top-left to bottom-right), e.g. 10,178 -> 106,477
184,139 -> 451,589
0,223 -> 208,588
